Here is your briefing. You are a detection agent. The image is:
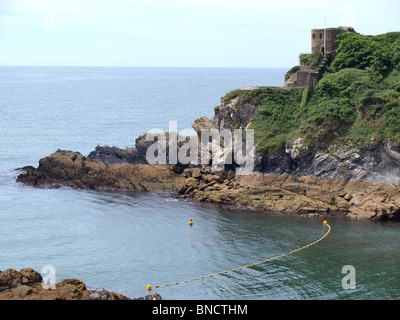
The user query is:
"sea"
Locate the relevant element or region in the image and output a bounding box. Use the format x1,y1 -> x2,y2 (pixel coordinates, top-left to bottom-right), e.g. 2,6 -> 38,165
0,67 -> 399,300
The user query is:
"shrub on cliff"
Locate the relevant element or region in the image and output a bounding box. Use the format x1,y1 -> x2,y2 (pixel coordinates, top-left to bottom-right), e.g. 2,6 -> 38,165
306,69 -> 369,131
305,67 -> 400,147
330,32 -> 400,78
285,65 -> 300,81
246,67 -> 400,153
249,87 -> 304,152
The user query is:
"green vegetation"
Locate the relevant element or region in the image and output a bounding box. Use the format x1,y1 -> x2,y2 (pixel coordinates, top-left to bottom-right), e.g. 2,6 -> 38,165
226,31 -> 400,154
246,87 -> 304,152
222,89 -> 242,103
299,52 -> 322,70
330,32 -> 400,78
285,65 -> 300,81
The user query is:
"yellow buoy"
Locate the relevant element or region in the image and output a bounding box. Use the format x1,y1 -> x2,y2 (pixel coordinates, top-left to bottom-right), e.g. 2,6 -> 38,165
146,285 -> 152,291
323,220 -> 328,226
189,219 -> 193,226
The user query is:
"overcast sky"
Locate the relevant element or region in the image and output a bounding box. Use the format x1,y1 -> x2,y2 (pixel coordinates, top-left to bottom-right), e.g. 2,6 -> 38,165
0,0 -> 399,67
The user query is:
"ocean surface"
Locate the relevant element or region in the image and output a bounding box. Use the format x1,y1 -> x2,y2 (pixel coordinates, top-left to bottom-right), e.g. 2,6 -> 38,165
0,67 -> 399,300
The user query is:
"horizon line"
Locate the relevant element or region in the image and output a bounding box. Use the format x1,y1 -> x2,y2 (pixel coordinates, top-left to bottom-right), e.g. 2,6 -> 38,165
0,65 -> 291,69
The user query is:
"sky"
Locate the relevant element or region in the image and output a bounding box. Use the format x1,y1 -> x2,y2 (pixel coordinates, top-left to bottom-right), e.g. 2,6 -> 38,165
0,0 -> 399,68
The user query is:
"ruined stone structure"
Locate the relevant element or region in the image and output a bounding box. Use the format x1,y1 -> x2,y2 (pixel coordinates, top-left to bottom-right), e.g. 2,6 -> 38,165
283,26 -> 356,89
311,26 -> 355,56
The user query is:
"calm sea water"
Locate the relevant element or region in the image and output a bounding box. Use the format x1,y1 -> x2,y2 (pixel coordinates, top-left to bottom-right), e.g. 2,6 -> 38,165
0,67 -> 399,300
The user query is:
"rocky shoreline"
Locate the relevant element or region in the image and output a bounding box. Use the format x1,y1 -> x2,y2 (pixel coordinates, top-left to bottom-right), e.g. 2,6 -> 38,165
16,149 -> 400,221
14,82 -> 400,222
0,268 -> 161,300
179,168 -> 400,221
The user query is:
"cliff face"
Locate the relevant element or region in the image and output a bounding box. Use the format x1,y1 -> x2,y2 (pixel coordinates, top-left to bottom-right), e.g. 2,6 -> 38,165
193,30 -> 400,185
194,88 -> 400,185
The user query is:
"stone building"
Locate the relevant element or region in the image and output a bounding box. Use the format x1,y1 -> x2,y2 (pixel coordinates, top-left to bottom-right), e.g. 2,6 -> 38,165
311,26 -> 355,56
283,26 -> 356,89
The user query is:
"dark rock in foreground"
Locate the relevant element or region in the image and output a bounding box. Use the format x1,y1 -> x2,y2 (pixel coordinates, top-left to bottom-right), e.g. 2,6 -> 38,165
0,268 -> 162,300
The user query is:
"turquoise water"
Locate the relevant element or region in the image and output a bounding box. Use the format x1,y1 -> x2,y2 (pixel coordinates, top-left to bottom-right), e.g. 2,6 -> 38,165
0,67 -> 399,300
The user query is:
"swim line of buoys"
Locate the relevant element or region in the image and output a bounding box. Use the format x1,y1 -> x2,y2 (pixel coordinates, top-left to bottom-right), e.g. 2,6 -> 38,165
146,220 -> 331,291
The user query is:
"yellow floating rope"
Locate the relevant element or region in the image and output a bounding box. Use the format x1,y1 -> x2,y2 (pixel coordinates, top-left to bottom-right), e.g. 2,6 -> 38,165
146,221 -> 331,291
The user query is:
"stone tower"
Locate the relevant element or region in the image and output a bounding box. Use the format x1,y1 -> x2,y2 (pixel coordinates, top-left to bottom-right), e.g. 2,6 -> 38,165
311,26 -> 355,56
283,26 -> 356,89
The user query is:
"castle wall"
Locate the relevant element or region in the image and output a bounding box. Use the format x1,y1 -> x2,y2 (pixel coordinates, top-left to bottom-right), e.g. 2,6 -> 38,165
311,29 -> 325,54
283,26 -> 355,89
295,71 -> 321,89
311,27 -> 355,54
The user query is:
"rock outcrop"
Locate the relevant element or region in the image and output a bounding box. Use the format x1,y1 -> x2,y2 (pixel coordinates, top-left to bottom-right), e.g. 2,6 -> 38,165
178,168 -> 400,221
196,90 -> 400,186
0,268 -> 152,300
16,147 -> 400,221
88,145 -> 146,165
17,149 -> 186,192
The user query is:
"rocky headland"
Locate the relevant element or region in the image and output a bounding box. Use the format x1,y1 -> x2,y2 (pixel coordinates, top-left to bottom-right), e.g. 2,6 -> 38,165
16,29 -> 400,222
10,29 -> 400,300
17,146 -> 400,221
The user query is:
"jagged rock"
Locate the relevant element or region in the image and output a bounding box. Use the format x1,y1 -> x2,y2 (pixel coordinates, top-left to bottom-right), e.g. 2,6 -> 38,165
11,285 -> 33,299
88,145 -> 146,165
16,151 -> 186,192
185,177 -> 200,188
135,133 -> 156,156
0,269 -> 23,292
56,278 -> 88,300
145,293 -> 162,300
192,116 -> 215,133
191,168 -> 202,179
135,132 -> 196,166
227,170 -> 235,180
20,268 -> 42,286
85,288 -> 112,300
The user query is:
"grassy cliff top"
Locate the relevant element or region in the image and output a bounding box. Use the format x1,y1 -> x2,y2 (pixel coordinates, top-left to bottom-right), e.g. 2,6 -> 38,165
222,31 -> 400,153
